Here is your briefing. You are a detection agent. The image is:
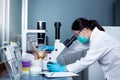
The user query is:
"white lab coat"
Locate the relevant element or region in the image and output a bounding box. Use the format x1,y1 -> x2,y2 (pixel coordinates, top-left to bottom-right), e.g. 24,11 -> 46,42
67,27 -> 120,80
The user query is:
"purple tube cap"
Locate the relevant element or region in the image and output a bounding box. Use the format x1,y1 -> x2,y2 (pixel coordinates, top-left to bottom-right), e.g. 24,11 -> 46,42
22,60 -> 31,67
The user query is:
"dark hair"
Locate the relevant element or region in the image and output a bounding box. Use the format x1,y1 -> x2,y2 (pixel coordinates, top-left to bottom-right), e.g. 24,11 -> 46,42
71,18 -> 105,31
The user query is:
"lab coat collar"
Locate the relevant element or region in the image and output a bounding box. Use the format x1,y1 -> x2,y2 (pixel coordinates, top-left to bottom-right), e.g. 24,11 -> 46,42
90,27 -> 100,42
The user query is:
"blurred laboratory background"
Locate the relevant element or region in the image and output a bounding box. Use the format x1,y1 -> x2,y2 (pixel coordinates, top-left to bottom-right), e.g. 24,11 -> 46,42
0,0 -> 120,80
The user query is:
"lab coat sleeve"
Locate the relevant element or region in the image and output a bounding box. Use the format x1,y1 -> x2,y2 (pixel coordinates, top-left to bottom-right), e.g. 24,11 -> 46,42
57,40 -> 89,65
66,41 -> 111,73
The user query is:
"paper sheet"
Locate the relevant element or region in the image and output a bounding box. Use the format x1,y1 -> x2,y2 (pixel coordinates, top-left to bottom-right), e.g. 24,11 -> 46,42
42,72 -> 79,78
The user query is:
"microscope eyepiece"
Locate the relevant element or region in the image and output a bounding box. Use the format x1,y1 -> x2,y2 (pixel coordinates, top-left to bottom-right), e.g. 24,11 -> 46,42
37,21 -> 46,30
54,22 -> 61,27
54,22 -> 61,39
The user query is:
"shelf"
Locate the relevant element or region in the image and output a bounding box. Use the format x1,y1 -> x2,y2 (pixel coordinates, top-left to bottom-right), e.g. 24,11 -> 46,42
25,30 -> 46,33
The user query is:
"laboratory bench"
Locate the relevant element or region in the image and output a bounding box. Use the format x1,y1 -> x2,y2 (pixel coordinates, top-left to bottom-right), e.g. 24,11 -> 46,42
0,61 -> 72,80
0,73 -> 72,80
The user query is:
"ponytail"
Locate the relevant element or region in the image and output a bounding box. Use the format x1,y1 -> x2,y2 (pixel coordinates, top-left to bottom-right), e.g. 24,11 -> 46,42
89,20 -> 105,31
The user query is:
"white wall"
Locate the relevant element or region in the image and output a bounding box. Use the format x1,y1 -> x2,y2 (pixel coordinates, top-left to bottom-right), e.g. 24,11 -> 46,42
104,26 -> 120,41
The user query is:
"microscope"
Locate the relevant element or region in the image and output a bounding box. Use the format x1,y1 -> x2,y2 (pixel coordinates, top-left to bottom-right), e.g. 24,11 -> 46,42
42,22 -> 77,70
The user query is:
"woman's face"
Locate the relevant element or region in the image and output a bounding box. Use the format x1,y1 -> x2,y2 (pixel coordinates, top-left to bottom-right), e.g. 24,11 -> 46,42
73,28 -> 92,39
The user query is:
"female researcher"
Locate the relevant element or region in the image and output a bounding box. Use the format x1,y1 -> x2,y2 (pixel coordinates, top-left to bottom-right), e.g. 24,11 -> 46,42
47,18 -> 120,80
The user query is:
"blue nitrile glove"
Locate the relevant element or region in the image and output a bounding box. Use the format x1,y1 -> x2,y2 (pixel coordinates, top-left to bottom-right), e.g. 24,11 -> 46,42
38,45 -> 54,51
47,62 -> 66,72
